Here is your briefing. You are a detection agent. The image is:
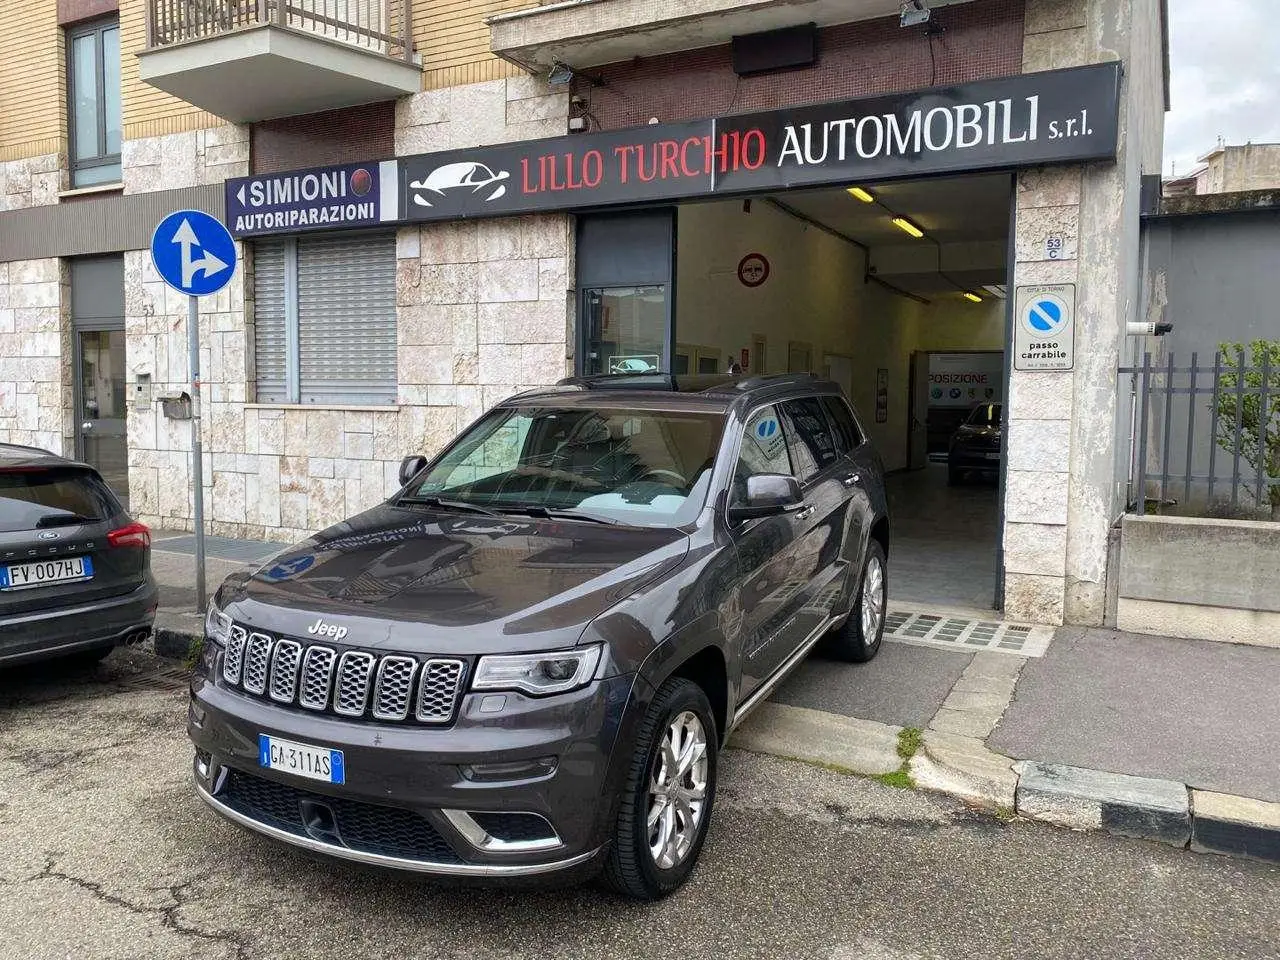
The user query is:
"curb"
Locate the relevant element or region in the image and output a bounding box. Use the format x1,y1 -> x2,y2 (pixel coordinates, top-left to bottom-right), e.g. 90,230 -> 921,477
915,746 -> 1280,865
152,609 -> 204,661
729,702 -> 903,777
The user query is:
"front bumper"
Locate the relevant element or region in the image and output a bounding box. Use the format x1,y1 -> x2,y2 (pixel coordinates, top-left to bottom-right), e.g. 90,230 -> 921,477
949,446 -> 1003,470
188,669 -> 638,877
0,577 -> 158,665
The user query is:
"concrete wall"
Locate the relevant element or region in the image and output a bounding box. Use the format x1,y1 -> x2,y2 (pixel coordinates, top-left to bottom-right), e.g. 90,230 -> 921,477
674,199 -> 1004,472
1117,514 -> 1280,647
1144,211 -> 1280,356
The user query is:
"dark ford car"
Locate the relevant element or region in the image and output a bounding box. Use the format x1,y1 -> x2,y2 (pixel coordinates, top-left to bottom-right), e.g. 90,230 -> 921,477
190,375 -> 891,899
947,402 -> 1003,484
0,443 -> 157,666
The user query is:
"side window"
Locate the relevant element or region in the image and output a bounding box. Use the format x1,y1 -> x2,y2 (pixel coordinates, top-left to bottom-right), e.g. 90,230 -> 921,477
781,398 -> 839,481
821,396 -> 863,454
733,405 -> 793,503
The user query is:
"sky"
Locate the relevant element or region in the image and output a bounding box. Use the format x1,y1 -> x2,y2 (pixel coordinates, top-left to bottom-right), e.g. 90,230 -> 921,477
1163,0 -> 1280,176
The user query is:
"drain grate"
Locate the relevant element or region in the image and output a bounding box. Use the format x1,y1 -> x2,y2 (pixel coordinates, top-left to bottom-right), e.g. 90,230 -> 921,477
883,610 -> 1052,657
113,665 -> 192,692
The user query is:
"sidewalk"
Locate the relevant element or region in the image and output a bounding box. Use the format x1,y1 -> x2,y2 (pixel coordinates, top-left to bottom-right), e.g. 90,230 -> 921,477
143,536 -> 1280,865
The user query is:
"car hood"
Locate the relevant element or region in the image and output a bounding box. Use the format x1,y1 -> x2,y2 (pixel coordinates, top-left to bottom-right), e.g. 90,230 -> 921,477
954,424 -> 1001,440
220,503 -> 690,655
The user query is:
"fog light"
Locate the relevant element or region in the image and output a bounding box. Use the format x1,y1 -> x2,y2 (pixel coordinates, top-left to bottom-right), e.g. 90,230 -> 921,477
460,757 -> 557,783
194,749 -> 211,778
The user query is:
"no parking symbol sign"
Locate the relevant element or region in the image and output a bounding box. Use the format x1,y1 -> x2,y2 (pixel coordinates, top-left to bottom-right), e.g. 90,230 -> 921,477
1014,284 -> 1076,371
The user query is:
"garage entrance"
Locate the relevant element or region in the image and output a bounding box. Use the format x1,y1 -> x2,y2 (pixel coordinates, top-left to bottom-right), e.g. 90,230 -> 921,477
576,172 -> 1012,610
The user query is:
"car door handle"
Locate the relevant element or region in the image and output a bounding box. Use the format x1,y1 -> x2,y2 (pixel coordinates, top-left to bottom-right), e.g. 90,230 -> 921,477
841,473 -> 861,487
794,505 -> 815,520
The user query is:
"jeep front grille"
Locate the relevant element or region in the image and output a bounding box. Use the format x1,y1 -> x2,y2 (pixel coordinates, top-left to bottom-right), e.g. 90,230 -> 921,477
220,626 -> 467,725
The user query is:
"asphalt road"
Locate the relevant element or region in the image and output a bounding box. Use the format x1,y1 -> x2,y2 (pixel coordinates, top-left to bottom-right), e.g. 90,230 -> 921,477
2,651 -> 1277,960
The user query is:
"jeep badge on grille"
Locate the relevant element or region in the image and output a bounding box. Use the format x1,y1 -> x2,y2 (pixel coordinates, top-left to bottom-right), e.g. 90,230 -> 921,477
307,618 -> 349,641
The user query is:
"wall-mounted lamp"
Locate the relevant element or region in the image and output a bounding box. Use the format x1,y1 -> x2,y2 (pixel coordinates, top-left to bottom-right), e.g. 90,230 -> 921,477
846,186 -> 875,203
891,216 -> 925,238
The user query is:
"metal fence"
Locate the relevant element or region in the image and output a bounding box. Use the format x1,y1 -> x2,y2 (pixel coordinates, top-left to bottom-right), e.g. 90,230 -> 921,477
146,0 -> 413,61
1123,348 -> 1280,520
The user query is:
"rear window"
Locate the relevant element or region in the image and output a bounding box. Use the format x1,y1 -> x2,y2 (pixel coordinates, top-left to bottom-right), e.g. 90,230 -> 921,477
0,468 -> 117,533
781,398 -> 840,481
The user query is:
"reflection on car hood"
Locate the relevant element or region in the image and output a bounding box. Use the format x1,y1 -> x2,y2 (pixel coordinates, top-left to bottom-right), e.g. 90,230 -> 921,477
222,503 -> 689,654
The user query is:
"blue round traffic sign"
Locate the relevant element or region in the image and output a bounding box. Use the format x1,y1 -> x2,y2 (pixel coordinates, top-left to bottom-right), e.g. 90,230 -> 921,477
1024,296 -> 1069,336
150,209 -> 237,297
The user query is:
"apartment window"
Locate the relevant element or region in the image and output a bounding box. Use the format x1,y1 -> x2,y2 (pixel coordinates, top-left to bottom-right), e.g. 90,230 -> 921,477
253,233 -> 397,406
67,18 -> 121,187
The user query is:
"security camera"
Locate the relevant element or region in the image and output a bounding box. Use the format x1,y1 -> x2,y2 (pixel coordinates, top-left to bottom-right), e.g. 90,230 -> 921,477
900,0 -> 930,27
1127,321 -> 1173,336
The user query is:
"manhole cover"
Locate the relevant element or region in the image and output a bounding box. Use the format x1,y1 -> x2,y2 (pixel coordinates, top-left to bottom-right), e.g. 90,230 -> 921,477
884,610 -> 1052,657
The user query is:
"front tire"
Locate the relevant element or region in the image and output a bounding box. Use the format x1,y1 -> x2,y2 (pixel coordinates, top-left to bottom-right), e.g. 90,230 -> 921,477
603,678 -> 718,900
828,541 -> 888,663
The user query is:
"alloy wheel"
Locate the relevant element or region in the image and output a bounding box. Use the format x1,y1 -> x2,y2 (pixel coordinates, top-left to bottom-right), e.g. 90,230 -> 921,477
860,554 -> 886,642
647,710 -> 709,869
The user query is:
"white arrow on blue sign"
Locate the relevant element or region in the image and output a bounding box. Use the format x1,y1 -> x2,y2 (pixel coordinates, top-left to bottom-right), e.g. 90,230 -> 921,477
150,209 -> 237,297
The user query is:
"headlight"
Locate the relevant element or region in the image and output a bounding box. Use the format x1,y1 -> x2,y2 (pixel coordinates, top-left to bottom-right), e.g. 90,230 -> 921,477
472,645 -> 603,697
205,601 -> 232,645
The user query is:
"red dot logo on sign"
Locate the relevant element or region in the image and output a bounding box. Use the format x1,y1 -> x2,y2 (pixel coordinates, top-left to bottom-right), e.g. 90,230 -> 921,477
738,253 -> 770,288
350,168 -> 373,196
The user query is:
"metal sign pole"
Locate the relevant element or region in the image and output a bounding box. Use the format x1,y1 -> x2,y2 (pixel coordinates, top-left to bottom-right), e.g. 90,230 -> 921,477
188,294 -> 207,613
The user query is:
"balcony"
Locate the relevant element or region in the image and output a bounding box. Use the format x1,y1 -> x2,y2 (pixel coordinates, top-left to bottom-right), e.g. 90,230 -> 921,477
138,1 -> 422,123
489,0 -> 976,74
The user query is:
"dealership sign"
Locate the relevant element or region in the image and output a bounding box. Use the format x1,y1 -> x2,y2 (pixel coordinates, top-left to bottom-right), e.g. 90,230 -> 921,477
225,63 -> 1120,236
225,160 -> 400,237
400,62 -> 1120,222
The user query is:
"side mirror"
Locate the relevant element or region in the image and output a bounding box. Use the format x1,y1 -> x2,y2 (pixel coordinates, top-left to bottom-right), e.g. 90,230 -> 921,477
728,473 -> 804,523
398,455 -> 428,487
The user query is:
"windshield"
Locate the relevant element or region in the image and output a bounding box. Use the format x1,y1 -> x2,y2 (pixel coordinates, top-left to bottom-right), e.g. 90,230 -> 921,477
966,403 -> 1002,426
403,405 -> 726,527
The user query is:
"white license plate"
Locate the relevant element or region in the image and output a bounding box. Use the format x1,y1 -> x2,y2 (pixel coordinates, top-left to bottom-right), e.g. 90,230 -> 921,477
984,452 -> 1002,460
258,734 -> 345,784
0,555 -> 93,591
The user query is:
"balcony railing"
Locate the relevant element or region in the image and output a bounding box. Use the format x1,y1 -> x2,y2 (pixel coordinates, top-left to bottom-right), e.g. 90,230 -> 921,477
146,0 -> 413,62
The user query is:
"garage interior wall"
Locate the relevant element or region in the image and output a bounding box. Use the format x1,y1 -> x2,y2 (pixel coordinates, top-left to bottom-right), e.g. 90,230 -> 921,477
675,199 -> 1005,471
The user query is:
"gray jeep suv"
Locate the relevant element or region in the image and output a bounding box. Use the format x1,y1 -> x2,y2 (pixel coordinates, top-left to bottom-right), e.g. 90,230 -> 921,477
190,374 -> 890,899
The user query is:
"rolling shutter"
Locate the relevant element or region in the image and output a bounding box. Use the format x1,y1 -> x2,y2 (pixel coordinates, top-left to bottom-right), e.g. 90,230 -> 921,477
296,233 -> 396,406
253,239 -> 289,403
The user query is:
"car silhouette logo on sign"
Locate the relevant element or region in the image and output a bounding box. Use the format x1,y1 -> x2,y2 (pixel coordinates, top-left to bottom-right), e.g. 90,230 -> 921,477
409,161 -> 510,211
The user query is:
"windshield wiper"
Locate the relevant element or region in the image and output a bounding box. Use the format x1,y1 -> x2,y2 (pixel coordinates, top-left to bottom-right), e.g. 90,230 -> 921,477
495,505 -> 618,525
396,495 -> 502,518
36,513 -> 99,528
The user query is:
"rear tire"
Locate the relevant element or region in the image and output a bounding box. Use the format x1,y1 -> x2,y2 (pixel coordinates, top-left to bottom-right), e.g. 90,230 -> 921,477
827,541 -> 888,663
602,678 -> 718,900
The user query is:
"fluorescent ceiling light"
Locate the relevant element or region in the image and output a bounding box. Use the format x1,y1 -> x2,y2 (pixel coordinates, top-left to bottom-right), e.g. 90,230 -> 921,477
891,216 -> 925,238
846,186 -> 875,203
963,291 -> 983,303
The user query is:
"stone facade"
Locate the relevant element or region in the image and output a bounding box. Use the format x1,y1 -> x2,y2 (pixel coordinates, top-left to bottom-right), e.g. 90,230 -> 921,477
121,80 -> 572,541
0,153 -> 64,212
121,125 -> 250,195
0,258 -> 73,454
1001,0 -> 1167,624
